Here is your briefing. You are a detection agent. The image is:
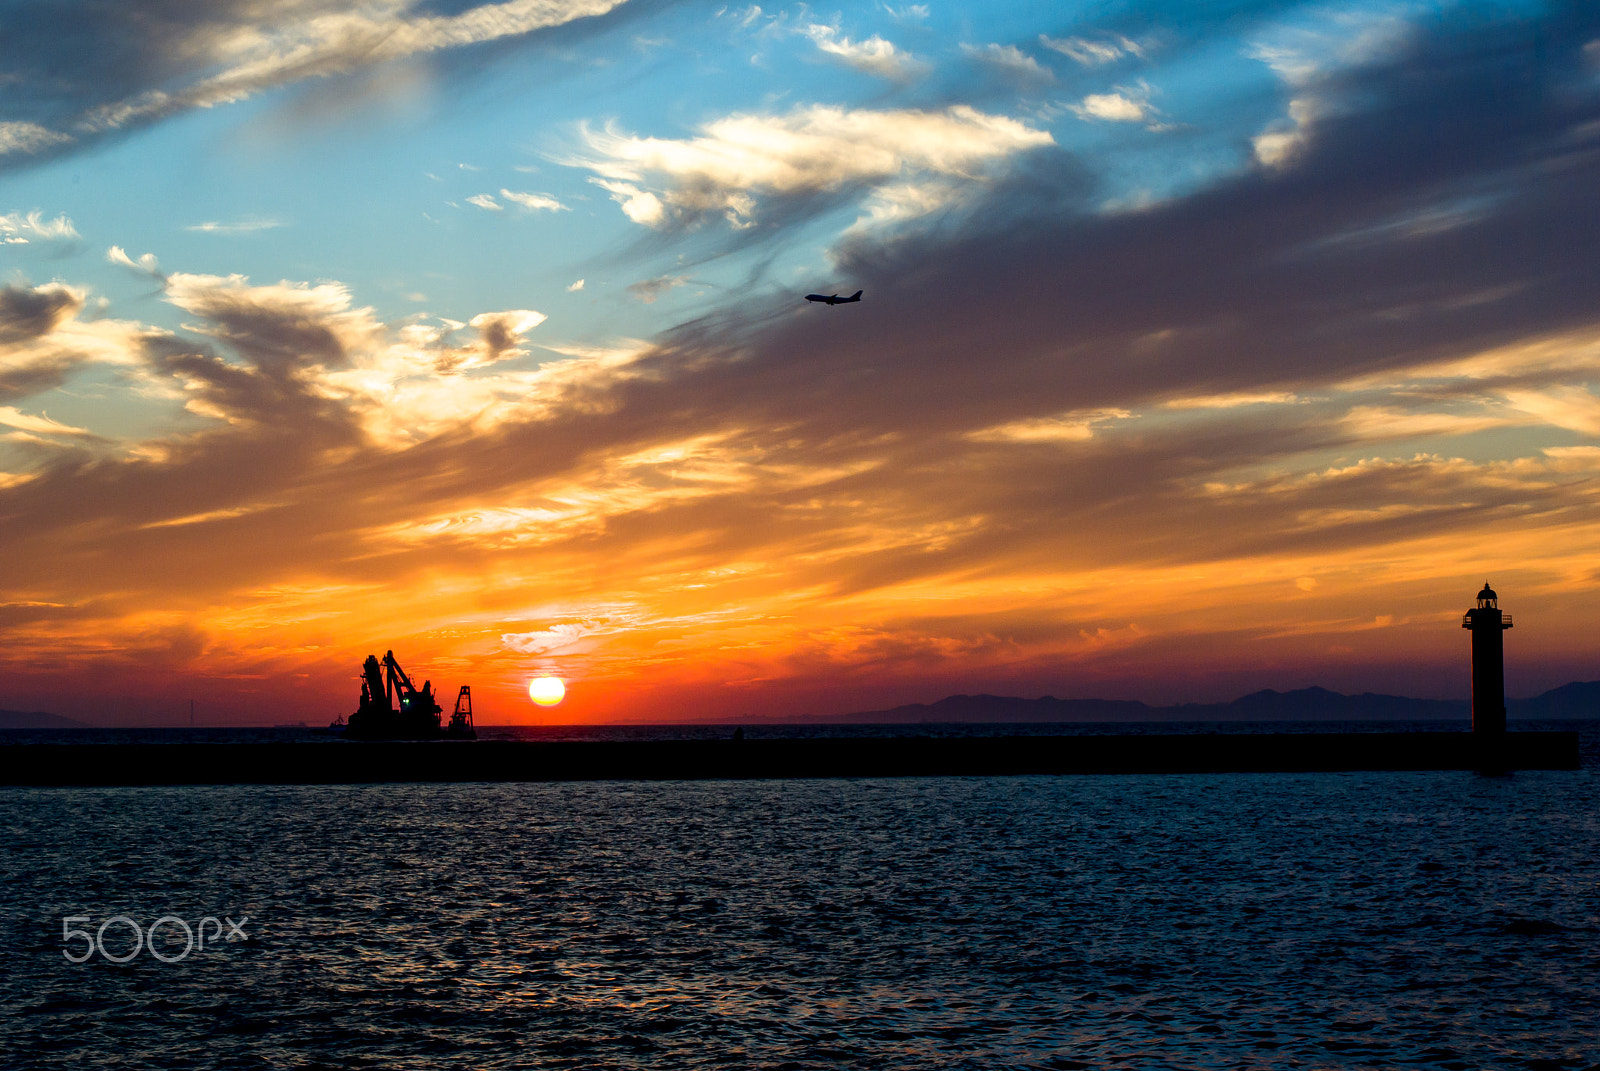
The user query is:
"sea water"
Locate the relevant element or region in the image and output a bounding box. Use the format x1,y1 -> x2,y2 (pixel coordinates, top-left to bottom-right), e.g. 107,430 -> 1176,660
1,730 -> 1597,1069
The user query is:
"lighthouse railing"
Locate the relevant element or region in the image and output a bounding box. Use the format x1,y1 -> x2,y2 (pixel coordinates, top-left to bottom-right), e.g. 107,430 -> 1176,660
1462,612 -> 1512,627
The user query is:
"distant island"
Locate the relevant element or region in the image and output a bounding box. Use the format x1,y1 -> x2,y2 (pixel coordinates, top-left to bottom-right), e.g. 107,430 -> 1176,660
831,681 -> 1600,725
0,710 -> 91,730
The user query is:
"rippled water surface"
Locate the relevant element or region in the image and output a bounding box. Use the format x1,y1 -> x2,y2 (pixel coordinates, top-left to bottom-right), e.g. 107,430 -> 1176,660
4,769 -> 1599,1069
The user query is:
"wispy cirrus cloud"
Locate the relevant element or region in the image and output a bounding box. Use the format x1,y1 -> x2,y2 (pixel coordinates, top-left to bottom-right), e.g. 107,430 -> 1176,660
962,42 -> 1054,86
627,274 -> 690,303
502,622 -> 601,653
883,4 -> 929,23
1501,387 -> 1600,437
0,406 -> 93,437
569,103 -> 1054,231
83,0 -> 630,132
0,211 -> 78,244
499,189 -> 568,212
106,246 -> 166,282
1040,33 -> 1144,66
0,122 -> 71,156
184,219 -> 283,235
803,24 -> 929,81
0,0 -> 631,171
465,189 -> 570,213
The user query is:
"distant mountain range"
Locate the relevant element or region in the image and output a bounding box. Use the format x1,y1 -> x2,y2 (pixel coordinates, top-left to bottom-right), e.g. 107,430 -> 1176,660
0,709 -> 91,729
839,681 -> 1600,724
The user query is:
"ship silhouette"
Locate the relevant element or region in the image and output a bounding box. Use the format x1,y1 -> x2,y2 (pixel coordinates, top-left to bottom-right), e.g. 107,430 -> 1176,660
333,651 -> 475,740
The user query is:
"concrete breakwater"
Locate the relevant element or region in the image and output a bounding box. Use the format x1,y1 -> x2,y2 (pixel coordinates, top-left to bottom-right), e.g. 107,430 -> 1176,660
0,732 -> 1579,785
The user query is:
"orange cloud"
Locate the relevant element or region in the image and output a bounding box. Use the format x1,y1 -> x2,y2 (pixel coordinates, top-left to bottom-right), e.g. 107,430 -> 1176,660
6,13 -> 1600,724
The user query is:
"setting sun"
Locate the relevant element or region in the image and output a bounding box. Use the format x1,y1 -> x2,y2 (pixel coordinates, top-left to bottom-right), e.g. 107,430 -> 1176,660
528,677 -> 566,707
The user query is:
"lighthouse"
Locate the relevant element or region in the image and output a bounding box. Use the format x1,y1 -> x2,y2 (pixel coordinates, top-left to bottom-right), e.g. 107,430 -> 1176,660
1462,582 -> 1512,734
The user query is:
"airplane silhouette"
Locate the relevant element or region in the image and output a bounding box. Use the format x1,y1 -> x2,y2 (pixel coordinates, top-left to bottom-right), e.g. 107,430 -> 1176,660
805,290 -> 863,305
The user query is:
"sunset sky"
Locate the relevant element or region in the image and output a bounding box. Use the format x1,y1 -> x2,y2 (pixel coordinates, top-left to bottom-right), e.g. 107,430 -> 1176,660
2,0 -> 1598,724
